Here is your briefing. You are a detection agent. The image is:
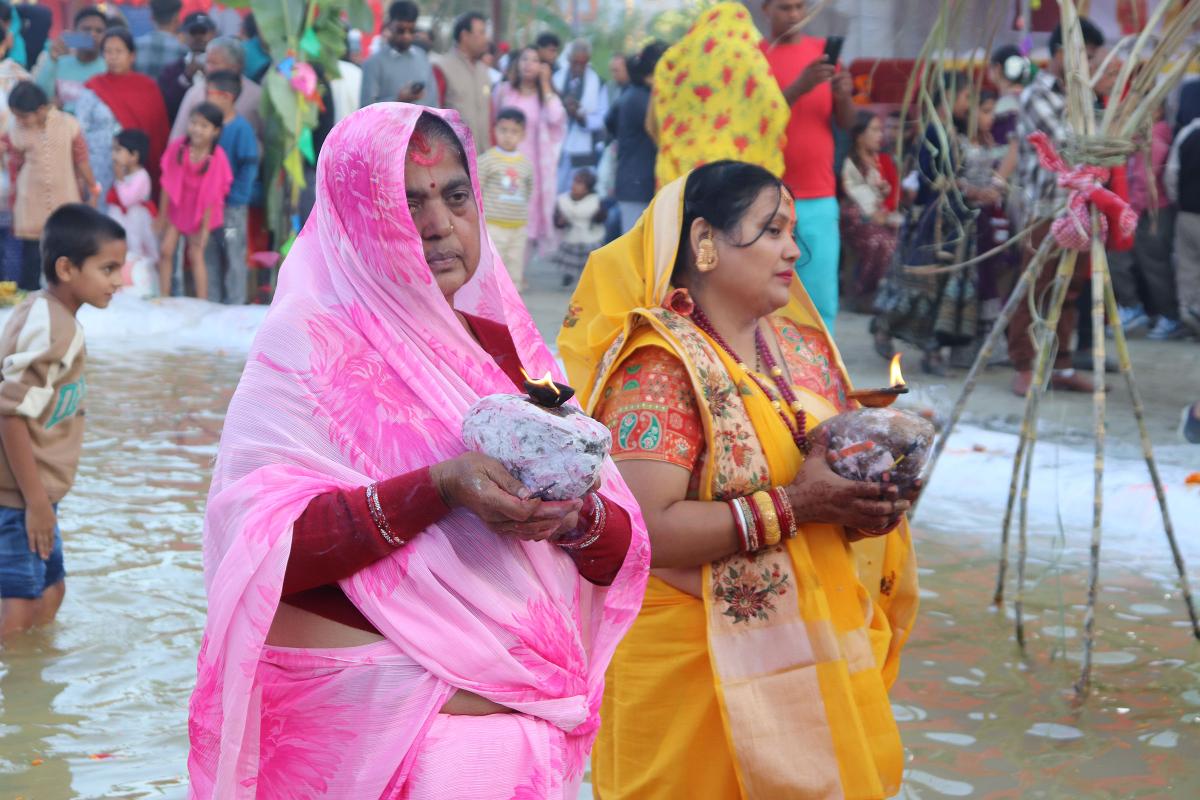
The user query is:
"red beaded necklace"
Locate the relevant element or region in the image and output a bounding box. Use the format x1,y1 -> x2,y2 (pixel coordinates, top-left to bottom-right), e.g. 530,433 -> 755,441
690,305 -> 809,454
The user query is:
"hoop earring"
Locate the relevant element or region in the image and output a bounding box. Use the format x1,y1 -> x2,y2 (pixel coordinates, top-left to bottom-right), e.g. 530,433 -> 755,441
696,233 -> 718,273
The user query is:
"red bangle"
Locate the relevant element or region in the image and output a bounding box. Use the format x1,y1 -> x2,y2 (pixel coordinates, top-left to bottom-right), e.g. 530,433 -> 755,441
771,486 -> 798,540
743,494 -> 764,552
559,492 -> 604,551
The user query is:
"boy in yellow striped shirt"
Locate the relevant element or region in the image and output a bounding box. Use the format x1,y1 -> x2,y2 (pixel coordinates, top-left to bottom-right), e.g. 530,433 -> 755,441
478,108 -> 534,290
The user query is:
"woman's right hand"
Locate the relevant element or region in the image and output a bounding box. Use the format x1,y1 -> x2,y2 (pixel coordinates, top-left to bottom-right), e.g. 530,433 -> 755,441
430,452 -> 583,542
783,436 -> 910,532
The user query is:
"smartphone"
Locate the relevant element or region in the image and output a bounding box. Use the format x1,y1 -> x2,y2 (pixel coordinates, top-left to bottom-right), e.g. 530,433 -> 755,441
409,81 -> 425,95
62,31 -> 96,51
823,35 -> 845,65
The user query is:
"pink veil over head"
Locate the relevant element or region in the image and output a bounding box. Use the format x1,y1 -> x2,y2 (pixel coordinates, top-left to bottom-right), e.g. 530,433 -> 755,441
187,104 -> 649,797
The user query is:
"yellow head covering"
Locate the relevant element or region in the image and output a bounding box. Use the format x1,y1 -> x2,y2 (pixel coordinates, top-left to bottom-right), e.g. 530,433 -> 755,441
559,172 -> 833,411
649,2 -> 788,188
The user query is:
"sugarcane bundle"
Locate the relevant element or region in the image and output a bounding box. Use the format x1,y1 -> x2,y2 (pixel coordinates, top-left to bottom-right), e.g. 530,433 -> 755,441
909,0 -> 1200,697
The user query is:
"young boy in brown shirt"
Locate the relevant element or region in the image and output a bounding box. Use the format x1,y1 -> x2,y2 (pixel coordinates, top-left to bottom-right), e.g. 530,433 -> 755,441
0,203 -> 124,638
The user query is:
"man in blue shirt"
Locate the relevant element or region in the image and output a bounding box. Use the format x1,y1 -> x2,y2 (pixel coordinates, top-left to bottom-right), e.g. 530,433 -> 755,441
204,70 -> 259,304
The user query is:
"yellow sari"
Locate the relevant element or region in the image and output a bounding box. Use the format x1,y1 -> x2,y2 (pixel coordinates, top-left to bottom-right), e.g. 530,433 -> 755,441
559,178 -> 919,799
649,3 -> 787,188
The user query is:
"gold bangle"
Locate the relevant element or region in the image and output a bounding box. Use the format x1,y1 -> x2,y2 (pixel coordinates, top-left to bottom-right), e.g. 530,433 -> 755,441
752,491 -> 781,547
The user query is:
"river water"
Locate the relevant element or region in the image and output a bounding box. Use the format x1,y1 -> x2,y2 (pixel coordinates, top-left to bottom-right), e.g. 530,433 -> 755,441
1,309 -> 1198,798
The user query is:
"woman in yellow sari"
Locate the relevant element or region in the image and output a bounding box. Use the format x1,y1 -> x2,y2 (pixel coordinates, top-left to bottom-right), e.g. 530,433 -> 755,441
559,161 -> 920,799
647,2 -> 787,188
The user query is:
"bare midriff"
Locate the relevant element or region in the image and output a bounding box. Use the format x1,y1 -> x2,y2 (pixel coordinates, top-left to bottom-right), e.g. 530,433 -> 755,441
267,601 -> 516,716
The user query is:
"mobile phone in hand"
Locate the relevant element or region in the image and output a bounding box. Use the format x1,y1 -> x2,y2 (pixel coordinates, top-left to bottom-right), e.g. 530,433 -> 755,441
409,81 -> 425,95
62,31 -> 96,51
823,35 -> 845,65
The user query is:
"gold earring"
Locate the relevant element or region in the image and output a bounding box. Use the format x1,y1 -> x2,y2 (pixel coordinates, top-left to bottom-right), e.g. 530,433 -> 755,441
696,234 -> 718,272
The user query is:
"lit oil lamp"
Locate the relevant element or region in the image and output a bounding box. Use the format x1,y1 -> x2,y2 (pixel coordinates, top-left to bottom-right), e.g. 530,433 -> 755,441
462,369 -> 605,500
848,353 -> 910,408
521,368 -> 576,408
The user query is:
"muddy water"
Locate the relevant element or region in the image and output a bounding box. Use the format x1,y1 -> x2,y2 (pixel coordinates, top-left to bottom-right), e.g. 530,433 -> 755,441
1,350 -> 1197,798
0,351 -> 238,798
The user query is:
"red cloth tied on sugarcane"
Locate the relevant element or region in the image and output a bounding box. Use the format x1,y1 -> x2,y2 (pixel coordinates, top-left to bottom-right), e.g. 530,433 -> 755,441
1028,130 -> 1137,252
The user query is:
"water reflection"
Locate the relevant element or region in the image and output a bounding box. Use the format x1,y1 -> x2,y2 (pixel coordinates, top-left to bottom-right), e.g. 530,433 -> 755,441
0,349 -> 1197,798
0,351 -> 239,798
893,528 -> 1200,799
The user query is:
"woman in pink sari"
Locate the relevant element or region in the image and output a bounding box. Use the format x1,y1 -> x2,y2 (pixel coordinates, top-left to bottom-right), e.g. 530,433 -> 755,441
186,103 -> 649,798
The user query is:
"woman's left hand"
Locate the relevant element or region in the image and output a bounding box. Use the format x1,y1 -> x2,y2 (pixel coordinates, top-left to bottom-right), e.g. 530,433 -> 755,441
430,452 -> 583,542
845,477 -> 923,541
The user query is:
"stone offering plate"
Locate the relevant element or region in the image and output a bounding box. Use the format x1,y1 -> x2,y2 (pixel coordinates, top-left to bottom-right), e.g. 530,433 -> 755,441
462,394 -> 611,500
809,407 -> 935,493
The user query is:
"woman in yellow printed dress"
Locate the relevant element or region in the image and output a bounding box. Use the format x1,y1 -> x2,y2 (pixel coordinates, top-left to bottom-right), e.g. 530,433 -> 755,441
559,160 -> 920,799
647,2 -> 787,188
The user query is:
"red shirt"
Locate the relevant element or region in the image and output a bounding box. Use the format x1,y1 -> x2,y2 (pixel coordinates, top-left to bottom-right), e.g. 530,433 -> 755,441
760,37 -> 835,200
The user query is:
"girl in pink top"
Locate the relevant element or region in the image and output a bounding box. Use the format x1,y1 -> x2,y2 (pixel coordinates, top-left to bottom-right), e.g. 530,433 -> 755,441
107,129 -> 160,296
157,102 -> 231,300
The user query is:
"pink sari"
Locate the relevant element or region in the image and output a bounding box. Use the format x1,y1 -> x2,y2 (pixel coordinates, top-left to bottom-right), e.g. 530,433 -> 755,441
186,104 -> 650,798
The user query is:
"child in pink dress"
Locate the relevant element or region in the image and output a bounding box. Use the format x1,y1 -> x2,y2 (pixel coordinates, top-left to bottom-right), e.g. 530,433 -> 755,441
106,129 -> 159,296
157,102 -> 231,300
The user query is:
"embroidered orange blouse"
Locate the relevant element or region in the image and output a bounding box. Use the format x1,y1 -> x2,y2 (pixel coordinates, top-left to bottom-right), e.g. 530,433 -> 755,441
595,319 -> 849,497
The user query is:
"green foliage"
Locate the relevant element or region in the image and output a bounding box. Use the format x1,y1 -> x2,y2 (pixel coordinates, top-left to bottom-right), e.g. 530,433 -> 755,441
254,0 -> 306,54
344,0 -> 375,33
251,0 -> 357,246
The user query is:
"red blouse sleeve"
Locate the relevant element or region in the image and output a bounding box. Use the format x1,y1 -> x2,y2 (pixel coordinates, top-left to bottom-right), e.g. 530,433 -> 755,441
565,494 -> 632,587
284,314 -> 629,592
282,467 -> 450,596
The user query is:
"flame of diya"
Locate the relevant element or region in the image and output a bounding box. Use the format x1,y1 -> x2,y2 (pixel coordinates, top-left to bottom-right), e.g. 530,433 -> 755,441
520,368 -> 576,408
849,354 -> 909,408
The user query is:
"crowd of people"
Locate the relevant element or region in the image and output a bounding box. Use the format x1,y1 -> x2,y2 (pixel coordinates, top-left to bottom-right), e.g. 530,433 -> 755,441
0,0 -> 663,303
849,20 -> 1200,396
0,0 -> 1196,368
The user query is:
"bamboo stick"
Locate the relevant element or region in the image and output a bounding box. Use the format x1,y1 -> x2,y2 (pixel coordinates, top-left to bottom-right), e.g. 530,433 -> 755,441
1103,269 -> 1200,641
909,0 -> 1200,695
1077,218 -> 1109,698
1015,404 -> 1037,648
1011,249 -> 1079,645
1097,0 -> 1177,132
907,214 -> 1051,276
